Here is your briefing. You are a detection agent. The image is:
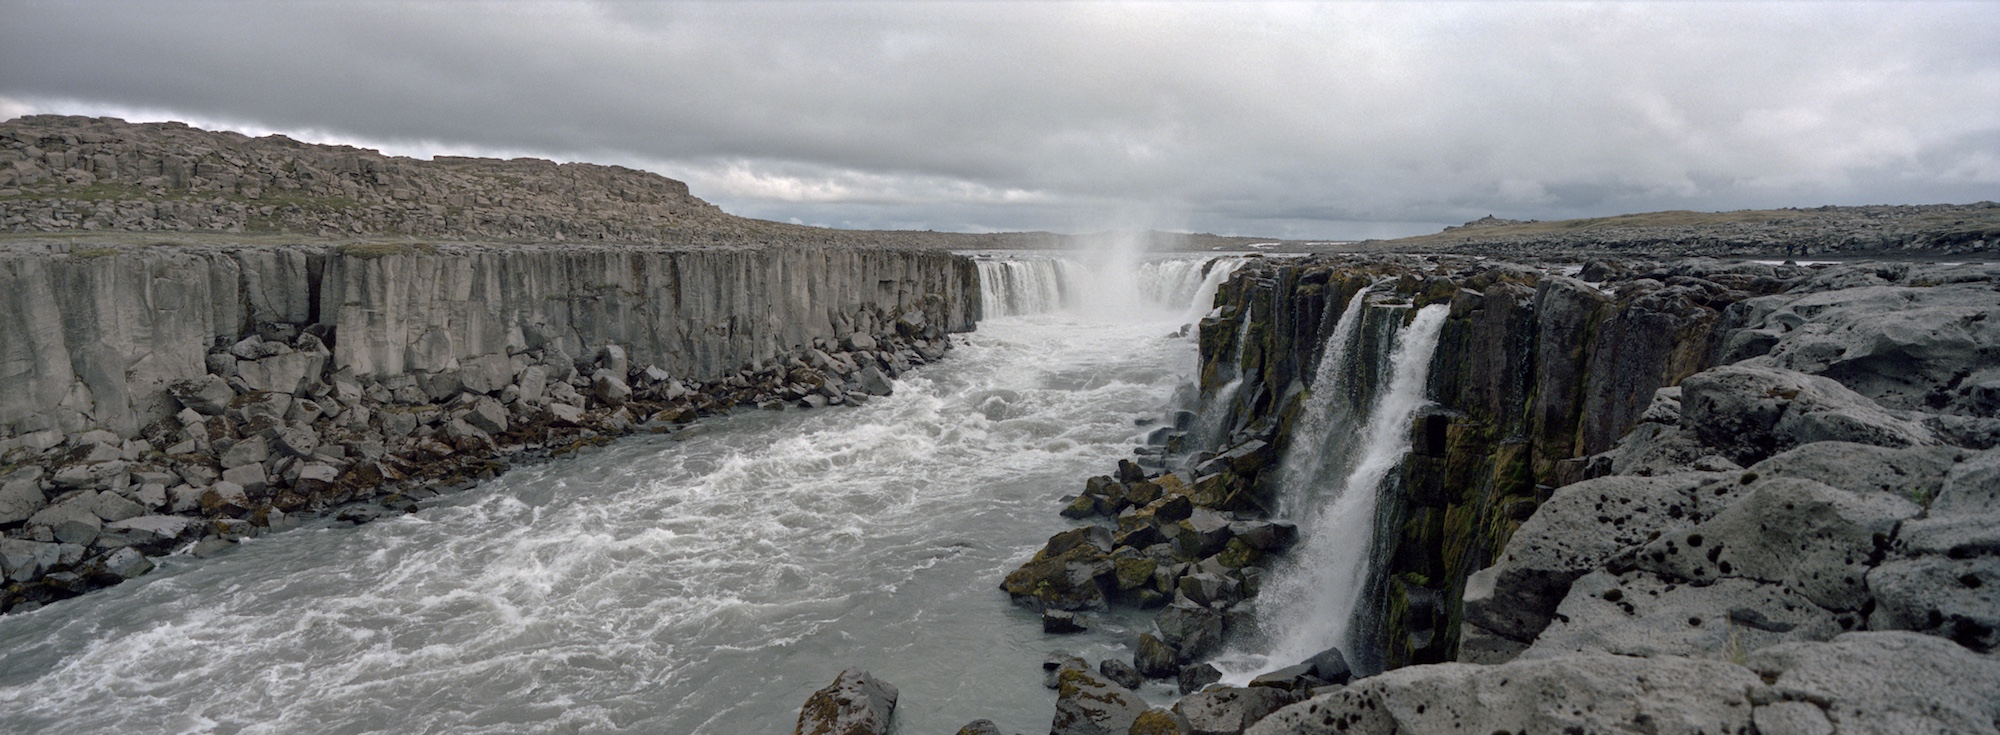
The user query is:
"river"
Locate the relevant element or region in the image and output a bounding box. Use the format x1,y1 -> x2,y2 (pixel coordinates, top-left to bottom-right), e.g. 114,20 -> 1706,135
0,252 -> 1243,735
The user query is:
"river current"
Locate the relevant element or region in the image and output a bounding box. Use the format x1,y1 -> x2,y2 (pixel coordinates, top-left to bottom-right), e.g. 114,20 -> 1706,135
0,253 -> 1241,735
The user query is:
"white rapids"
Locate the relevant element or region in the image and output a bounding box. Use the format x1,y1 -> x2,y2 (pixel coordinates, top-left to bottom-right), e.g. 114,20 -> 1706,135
0,252 -> 1247,735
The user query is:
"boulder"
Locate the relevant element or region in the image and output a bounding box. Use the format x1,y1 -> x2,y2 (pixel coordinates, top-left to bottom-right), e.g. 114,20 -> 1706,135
1745,632 -> 2000,735
28,496 -> 102,545
168,484 -> 206,514
103,515 -> 195,552
592,369 -> 632,406
1130,709 -> 1190,735
1135,633 -> 1180,678
1740,284 -> 2000,412
954,720 -> 1003,735
1630,476 -> 1918,613
1099,658 -> 1143,690
274,425 -> 320,458
854,365 -> 893,396
1462,474 -> 1714,643
1933,447 -> 2000,515
221,464 -> 267,496
219,436 -> 270,469
201,481 -> 251,516
1247,665 -> 1323,692
1043,609 -> 1087,634
1228,520 -> 1298,552
1,539 -> 61,582
793,668 -> 897,735
93,546 -> 153,580
236,391 -> 292,424
1002,528 -> 1116,611
1744,441 -> 1962,502
1302,646 -> 1351,686
1244,654 -> 1761,735
1044,651 -> 1088,689
515,365 -> 548,404
1679,364 -> 1935,465
1051,667 -> 1146,735
459,353 -> 515,394
90,491 -> 146,522
1155,602 -> 1225,662
0,476 -> 48,525
168,374 -> 235,415
51,459 -> 130,491
1523,571 -> 1840,661
1177,663 -> 1222,695
1173,686 -> 1297,735
236,349 -> 326,394
1865,556 -> 2000,653
464,395 -> 509,435
547,402 -> 586,426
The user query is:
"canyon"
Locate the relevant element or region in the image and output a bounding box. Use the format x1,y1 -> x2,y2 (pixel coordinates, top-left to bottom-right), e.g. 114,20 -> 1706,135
0,116 -> 1994,735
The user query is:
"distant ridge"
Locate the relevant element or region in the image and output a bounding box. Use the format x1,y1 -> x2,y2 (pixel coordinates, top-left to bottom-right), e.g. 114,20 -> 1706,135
0,115 -> 1271,251
1371,203 -> 2000,257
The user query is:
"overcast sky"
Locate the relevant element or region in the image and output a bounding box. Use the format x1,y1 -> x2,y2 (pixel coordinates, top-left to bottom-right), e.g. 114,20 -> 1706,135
3,2 -> 1997,239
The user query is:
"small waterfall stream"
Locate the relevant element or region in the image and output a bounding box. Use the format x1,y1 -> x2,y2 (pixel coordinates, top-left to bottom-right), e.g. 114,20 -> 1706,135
1216,300 -> 1450,681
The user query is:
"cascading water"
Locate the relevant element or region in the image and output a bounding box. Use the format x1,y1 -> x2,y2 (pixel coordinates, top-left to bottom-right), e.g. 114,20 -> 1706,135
977,258 -> 1073,317
1190,315 -> 1253,452
1214,301 -> 1450,681
1269,282 -> 1379,516
974,253 -> 1246,321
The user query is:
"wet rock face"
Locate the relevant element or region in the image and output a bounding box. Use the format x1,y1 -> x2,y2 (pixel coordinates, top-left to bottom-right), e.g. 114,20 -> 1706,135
1050,667 -> 1147,735
794,668 -> 898,735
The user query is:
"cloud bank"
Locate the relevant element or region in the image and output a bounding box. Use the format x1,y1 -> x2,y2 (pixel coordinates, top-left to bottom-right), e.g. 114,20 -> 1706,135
3,2 -> 1996,239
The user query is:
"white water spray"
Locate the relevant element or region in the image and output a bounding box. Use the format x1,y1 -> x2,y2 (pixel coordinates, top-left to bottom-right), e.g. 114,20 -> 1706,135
975,254 -> 1246,321
1218,302 -> 1450,681
1270,283 -> 1378,514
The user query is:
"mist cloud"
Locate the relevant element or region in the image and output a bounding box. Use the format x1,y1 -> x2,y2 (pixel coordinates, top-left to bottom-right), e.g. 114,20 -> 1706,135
3,2 -> 1995,239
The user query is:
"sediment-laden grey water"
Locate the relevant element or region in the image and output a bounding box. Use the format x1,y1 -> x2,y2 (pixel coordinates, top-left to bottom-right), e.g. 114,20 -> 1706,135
0,254 -> 1239,735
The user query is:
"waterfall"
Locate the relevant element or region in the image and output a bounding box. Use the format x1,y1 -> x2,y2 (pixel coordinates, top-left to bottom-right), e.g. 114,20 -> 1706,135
975,254 -> 1246,319
1270,282 -> 1378,515
1216,301 -> 1449,681
977,259 -> 1072,317
1190,314 -> 1255,451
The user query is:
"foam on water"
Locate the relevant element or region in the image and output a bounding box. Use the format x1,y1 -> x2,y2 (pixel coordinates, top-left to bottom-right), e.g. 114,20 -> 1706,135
0,256 -> 1243,735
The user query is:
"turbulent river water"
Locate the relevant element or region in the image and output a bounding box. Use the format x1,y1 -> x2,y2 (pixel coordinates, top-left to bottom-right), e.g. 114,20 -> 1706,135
0,252 -> 1243,735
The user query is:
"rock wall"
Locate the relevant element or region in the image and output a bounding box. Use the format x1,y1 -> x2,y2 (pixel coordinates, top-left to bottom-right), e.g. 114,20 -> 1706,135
0,240 -> 977,440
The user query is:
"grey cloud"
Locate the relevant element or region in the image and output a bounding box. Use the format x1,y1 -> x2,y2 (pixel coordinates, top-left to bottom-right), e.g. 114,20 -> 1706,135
3,2 -> 1996,239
